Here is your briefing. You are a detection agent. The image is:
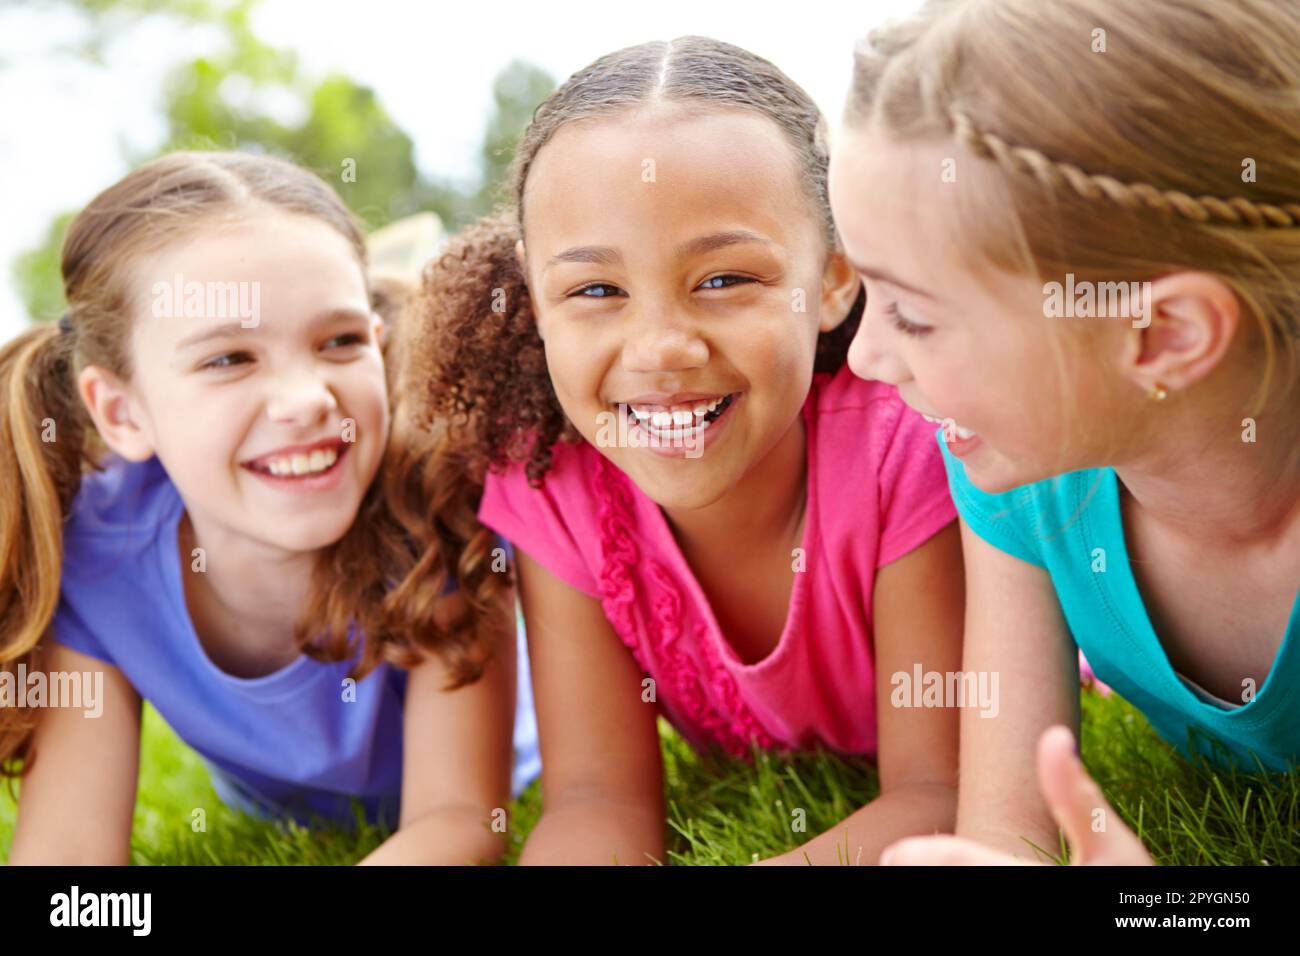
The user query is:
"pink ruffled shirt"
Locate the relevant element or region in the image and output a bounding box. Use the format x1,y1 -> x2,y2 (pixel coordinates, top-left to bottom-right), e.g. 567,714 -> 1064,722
479,364 -> 957,759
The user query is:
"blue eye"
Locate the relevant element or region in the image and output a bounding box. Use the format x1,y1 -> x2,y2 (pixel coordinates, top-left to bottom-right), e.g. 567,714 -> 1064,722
698,274 -> 753,290
887,302 -> 932,338
572,283 -> 623,298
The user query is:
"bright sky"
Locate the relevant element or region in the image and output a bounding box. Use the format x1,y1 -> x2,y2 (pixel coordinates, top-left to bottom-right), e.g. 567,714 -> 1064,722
0,0 -> 924,342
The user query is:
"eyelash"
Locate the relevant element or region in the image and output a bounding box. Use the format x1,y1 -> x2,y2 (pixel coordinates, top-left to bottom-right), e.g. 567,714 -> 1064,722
569,274 -> 756,298
199,333 -> 366,371
886,302 -> 932,338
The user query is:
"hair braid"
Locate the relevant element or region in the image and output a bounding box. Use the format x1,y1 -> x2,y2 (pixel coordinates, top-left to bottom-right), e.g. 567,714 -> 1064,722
950,110 -> 1300,230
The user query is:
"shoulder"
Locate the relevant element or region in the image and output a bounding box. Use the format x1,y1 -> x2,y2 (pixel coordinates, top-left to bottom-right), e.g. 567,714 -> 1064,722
939,440 -> 1107,568
62,454 -> 182,575
807,364 -> 950,493
481,438 -> 604,516
53,455 -> 183,665
478,439 -> 605,598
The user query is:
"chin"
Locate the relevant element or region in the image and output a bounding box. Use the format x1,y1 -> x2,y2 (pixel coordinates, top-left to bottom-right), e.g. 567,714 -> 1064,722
265,518 -> 356,554
618,454 -> 734,512
961,447 -> 1055,495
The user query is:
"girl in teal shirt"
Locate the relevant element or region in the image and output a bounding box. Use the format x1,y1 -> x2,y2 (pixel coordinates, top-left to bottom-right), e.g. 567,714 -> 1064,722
828,0 -> 1299,864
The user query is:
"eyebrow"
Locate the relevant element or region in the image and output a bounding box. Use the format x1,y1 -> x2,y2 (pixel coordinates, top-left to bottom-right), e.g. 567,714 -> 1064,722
174,307 -> 372,351
847,258 -> 937,301
543,230 -> 775,273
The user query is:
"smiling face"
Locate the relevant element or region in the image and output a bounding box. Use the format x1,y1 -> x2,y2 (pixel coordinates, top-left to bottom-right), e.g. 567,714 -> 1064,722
828,124 -> 1140,493
90,208 -> 389,554
519,104 -> 854,511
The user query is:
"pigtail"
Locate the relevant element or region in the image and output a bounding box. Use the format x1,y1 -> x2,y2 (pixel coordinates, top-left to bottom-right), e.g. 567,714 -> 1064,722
0,323 -> 96,778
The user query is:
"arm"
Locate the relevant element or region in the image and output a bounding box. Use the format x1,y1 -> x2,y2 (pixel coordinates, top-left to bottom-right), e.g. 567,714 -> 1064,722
758,520 -> 964,866
359,593 -> 517,866
881,521 -> 1153,866
514,548 -> 666,866
882,725 -> 1154,866
951,517 -> 1078,857
8,643 -> 141,865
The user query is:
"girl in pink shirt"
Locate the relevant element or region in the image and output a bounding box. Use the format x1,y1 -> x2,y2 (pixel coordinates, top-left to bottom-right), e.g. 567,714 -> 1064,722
407,36 -> 963,865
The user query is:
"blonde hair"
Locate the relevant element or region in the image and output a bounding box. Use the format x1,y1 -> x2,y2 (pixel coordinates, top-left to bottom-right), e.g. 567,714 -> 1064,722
846,0 -> 1300,412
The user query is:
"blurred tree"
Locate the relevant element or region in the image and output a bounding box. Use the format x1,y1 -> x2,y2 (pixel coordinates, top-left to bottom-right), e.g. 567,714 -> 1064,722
9,0 -> 553,323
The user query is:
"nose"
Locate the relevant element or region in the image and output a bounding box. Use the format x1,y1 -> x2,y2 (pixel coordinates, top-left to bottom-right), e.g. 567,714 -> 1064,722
847,293 -> 911,386
620,300 -> 709,374
265,365 -> 338,427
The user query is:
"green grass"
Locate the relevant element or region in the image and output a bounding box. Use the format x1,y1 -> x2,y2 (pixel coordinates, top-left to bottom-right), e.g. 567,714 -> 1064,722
2,689 -> 1296,865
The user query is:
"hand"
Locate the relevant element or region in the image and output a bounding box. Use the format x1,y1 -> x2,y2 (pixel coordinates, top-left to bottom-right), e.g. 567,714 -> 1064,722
878,725 -> 1154,866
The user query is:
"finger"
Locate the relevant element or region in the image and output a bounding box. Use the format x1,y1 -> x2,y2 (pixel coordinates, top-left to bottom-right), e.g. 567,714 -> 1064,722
880,834 -> 1034,866
1037,725 -> 1152,865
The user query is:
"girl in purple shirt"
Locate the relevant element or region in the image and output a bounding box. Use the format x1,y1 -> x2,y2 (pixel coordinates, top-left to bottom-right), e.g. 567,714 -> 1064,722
0,152 -> 538,865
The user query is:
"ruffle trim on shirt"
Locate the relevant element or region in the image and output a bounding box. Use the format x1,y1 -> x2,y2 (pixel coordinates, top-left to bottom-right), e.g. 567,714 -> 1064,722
591,453 -> 776,758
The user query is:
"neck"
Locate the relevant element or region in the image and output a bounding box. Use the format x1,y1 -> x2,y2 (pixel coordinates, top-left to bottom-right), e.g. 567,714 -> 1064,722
1114,386 -> 1300,548
661,413 -> 808,557
178,509 -> 315,646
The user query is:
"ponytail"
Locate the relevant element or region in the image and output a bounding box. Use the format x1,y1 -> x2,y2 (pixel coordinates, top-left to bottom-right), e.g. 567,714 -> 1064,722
0,323 -> 97,777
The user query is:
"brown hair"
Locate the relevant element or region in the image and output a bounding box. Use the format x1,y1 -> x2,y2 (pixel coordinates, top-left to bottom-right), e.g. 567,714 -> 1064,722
406,36 -> 864,487
845,0 -> 1300,412
0,151 -> 505,779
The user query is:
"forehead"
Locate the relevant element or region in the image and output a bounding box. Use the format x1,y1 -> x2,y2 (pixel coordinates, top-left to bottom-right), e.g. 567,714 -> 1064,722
829,124 -> 1025,299
128,211 -> 368,335
522,104 -> 821,254
830,129 -> 954,268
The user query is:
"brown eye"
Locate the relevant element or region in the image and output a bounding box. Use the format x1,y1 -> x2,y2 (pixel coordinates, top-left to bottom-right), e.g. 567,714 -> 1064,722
202,352 -> 252,370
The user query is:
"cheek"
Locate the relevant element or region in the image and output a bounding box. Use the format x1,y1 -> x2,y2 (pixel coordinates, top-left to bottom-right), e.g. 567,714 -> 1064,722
542,331 -> 605,409
143,371 -> 247,465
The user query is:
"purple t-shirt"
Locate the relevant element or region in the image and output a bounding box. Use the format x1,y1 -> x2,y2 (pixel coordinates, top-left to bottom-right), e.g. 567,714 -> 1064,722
51,454 -> 540,827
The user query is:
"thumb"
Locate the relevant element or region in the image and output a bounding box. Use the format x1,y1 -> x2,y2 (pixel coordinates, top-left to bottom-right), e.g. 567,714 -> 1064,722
1037,725 -> 1151,865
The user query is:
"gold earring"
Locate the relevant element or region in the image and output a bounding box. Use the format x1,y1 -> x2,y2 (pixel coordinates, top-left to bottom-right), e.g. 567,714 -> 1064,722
1147,382 -> 1169,401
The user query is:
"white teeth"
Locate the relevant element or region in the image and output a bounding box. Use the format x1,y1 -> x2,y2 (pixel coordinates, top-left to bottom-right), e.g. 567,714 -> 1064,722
259,446 -> 338,477
631,394 -> 727,422
954,425 -> 975,440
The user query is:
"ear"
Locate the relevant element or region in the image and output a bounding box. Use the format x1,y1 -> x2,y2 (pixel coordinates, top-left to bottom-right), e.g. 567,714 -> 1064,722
819,250 -> 864,333
1119,272 -> 1240,395
77,365 -> 156,462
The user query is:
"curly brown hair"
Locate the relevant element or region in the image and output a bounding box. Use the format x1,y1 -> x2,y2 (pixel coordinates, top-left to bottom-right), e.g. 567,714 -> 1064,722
405,36 -> 864,488
0,151 -> 505,780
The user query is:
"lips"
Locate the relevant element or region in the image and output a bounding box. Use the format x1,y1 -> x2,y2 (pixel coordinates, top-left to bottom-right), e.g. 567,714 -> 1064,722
920,412 -> 977,442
